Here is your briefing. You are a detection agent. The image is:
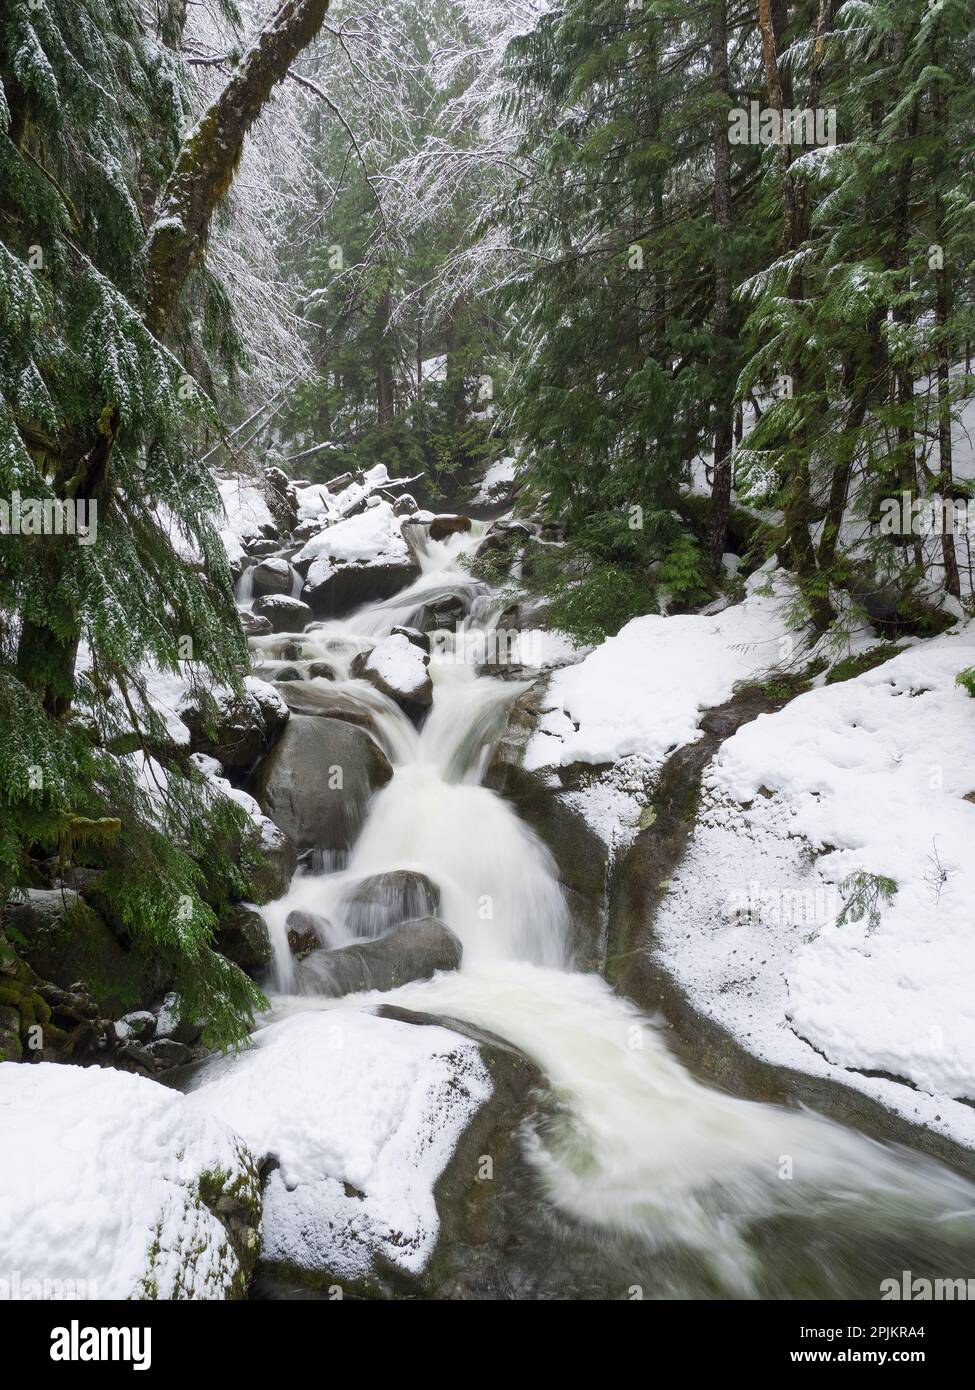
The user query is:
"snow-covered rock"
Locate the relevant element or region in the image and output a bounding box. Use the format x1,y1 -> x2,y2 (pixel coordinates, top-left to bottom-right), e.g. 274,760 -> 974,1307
355,632 -> 433,715
0,1063 -> 261,1299
185,1009 -> 492,1289
299,502 -> 420,618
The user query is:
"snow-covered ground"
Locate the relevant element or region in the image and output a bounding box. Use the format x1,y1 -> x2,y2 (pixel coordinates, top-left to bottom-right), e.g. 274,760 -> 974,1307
185,1008 -> 492,1284
0,1063 -> 259,1299
522,565 -> 812,846
653,623 -> 975,1147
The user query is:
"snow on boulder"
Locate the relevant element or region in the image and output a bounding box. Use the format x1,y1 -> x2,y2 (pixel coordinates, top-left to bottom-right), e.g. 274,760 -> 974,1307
185,1009 -> 492,1290
0,1062 -> 261,1299
353,633 -> 433,717
298,502 -> 419,618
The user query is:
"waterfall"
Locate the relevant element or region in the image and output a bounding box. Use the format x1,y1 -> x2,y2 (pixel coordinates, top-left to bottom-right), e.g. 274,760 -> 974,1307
250,521 -> 975,1295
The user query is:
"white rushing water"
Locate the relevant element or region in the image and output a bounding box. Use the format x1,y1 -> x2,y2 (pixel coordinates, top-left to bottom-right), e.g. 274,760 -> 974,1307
245,523 -> 975,1293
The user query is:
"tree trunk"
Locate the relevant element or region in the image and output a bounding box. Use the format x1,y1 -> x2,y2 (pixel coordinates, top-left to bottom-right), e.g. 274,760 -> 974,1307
145,0 -> 332,340
757,0 -> 834,630
706,0 -> 734,570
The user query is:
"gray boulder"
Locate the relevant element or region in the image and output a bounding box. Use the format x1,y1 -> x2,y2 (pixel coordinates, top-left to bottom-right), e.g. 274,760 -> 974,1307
256,714 -> 393,853
251,557 -> 293,596
336,869 -> 441,939
301,558 -> 420,619
295,917 -> 461,997
252,594 -> 313,633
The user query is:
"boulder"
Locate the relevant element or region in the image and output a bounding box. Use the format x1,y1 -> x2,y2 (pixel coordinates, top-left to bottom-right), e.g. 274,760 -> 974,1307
243,538 -> 280,558
248,821 -> 298,905
216,905 -> 272,975
390,624 -> 430,653
181,680 -> 288,770
295,918 -> 462,998
429,515 -> 472,542
351,633 -> 433,720
273,680 -> 381,734
240,610 -> 273,638
336,869 -> 441,939
145,1037 -> 193,1068
306,661 -> 336,680
302,558 -> 420,619
0,1062 -> 262,1298
256,714 -> 393,853
251,557 -> 293,597
2,889 -> 153,1017
252,594 -> 313,633
285,910 -> 327,957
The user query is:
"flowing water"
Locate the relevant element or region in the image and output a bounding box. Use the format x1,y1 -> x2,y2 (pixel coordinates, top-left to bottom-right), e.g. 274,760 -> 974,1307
239,524 -> 975,1299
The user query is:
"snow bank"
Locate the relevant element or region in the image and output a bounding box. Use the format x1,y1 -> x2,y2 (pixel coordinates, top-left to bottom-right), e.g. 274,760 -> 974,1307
218,478 -> 276,566
0,1063 -> 259,1299
653,623 -> 975,1144
473,455 -> 517,503
186,1009 -> 492,1283
526,565 -> 793,773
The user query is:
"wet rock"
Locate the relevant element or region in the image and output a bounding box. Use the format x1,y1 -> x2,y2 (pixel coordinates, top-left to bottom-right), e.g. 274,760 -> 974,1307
295,918 -> 461,998
248,822 -> 298,905
336,870 -> 441,939
306,661 -> 336,680
421,594 -> 467,632
244,538 -> 280,558
274,667 -> 303,681
302,558 -> 421,620
240,610 -> 273,638
273,681 -> 380,733
285,910 -> 327,957
145,1037 -> 193,1068
251,557 -> 293,597
484,681 -> 610,972
256,714 -> 393,854
216,905 -> 272,975
390,624 -> 430,653
429,515 -> 472,542
252,594 -> 313,633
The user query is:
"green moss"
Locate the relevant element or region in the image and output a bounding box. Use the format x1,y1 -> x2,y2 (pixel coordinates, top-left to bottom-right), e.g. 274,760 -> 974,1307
825,644 -> 908,685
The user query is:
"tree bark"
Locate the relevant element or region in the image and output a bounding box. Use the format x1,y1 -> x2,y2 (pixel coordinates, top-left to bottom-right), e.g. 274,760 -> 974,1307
145,0 -> 332,340
706,0 -> 734,570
